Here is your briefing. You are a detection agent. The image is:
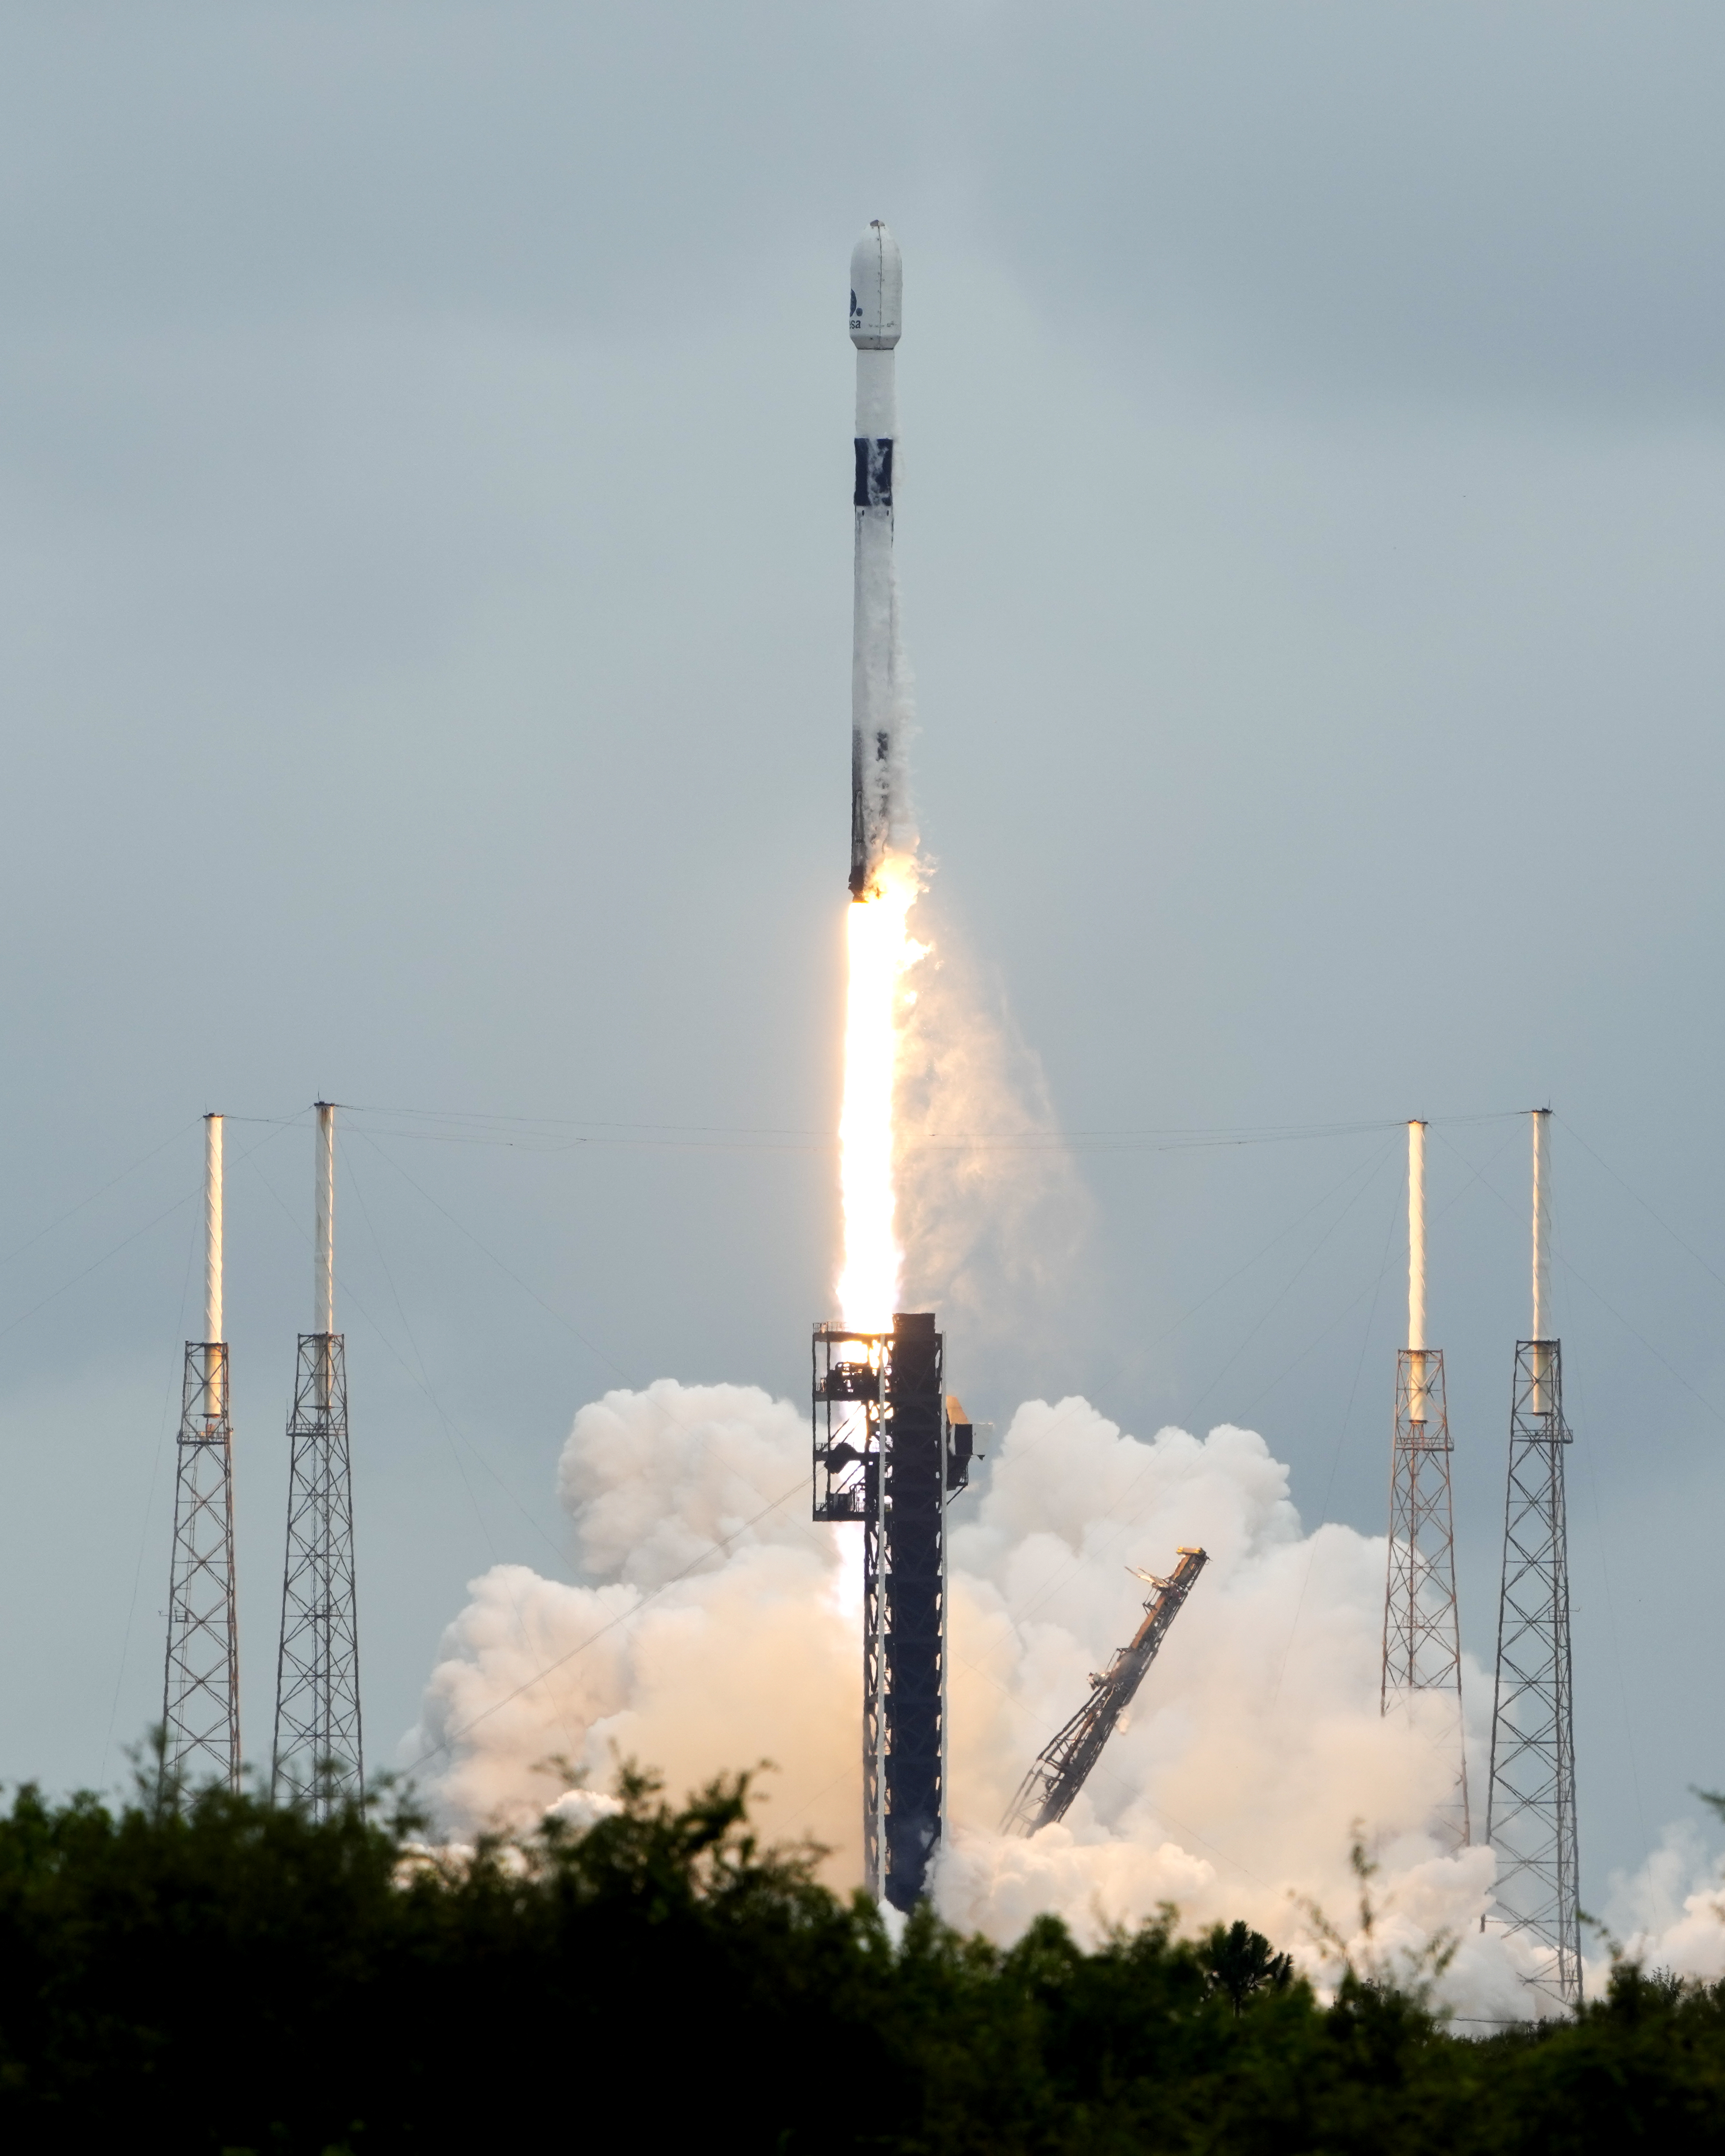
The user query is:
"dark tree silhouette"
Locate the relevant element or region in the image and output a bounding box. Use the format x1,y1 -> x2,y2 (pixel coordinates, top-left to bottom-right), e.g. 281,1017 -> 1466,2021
0,1754 -> 1722,2151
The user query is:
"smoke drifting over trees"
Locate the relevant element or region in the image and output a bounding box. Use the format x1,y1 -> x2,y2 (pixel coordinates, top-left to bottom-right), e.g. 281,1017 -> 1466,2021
10,1758 -> 1725,2147
403,1375 -> 1725,2016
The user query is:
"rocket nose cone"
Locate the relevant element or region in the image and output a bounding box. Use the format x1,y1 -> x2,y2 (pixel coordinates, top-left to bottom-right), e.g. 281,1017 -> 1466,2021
849,220 -> 902,349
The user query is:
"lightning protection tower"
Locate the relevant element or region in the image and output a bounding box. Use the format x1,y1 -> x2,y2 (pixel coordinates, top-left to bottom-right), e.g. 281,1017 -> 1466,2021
813,1315 -> 971,1910
161,1112 -> 241,1792
1484,1108 -> 1581,2007
272,1102 -> 363,1814
1381,1119 -> 1469,1848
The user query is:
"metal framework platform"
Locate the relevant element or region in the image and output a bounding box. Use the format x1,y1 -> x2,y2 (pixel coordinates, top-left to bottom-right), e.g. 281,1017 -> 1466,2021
1003,1546 -> 1208,1837
1382,1346 -> 1469,1849
1485,1338 -> 1581,2006
272,1331 -> 363,1814
162,1341 -> 241,1792
814,1314 -> 971,1909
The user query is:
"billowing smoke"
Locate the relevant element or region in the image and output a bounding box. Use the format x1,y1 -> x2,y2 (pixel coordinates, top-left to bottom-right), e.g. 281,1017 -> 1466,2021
892,904 -> 1094,1368
1597,1825 -> 1725,1984
404,1378 -> 1716,2016
408,1381 -> 864,1872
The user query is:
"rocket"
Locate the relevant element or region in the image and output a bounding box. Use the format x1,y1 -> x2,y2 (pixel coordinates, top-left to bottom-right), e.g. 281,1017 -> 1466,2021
849,220 -> 904,901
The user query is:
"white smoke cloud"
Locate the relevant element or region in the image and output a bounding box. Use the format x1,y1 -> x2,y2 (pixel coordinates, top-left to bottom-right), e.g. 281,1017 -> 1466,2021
893,903 -> 1094,1364
1595,1821 -> 1725,1985
402,1376 -> 1678,2018
409,1380 -> 867,1870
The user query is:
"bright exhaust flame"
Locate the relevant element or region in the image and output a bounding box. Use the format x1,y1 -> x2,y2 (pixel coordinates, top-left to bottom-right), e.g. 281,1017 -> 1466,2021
838,853 -> 924,1332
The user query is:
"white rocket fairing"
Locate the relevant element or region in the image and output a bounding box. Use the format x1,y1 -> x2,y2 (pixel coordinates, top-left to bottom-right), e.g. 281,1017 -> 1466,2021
849,220 -> 904,900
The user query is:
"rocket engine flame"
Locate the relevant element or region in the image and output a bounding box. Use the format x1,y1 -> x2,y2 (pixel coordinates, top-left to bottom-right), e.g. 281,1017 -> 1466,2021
838,853 -> 924,1332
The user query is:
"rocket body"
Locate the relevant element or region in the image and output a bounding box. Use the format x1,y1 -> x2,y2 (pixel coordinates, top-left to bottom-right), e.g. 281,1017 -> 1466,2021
850,222 -> 904,900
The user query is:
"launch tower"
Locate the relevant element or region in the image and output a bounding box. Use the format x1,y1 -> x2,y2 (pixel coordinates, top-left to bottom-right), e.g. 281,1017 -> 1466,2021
813,1314 -> 970,1908
1380,1119 -> 1469,1847
161,1112 -> 241,1791
272,1102 -> 363,1812
1484,1108 -> 1581,2006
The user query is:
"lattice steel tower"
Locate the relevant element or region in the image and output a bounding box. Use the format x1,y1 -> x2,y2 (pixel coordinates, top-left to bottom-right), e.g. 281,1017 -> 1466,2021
1484,1108 -> 1581,2007
1381,1119 -> 1469,1848
272,1102 -> 363,1813
162,1113 -> 241,1792
813,1314 -> 971,1909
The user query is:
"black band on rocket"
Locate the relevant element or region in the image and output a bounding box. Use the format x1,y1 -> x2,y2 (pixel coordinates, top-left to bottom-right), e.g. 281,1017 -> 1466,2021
854,439 -> 894,510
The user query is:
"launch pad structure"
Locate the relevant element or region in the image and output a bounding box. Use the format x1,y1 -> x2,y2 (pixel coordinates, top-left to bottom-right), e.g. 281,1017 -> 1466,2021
1003,1546 -> 1208,1838
814,1314 -> 971,1910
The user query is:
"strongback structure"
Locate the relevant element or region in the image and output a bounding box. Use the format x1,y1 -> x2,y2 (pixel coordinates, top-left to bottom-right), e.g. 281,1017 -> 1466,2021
1485,1108 -> 1581,2007
272,1102 -> 363,1814
813,1314 -> 971,1909
1003,1546 -> 1208,1838
162,1113 -> 241,1791
1381,1119 -> 1469,1849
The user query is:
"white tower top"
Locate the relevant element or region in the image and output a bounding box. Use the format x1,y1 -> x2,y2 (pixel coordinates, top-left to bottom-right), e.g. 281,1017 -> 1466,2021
315,1102 -> 335,1337
1532,1108 -> 1551,1341
1407,1120 -> 1426,1355
204,1112 -> 224,1348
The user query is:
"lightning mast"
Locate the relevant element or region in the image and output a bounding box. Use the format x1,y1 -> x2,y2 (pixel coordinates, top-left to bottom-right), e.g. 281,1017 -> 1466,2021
272,1102 -> 363,1813
1003,1547 -> 1208,1837
1484,1108 -> 1581,2006
1380,1118 -> 1469,1847
814,1316 -> 970,1909
161,1112 -> 241,1791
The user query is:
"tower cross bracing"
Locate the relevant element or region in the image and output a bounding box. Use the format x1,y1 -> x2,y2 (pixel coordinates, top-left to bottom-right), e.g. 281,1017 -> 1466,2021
1380,1120 -> 1469,1849
1483,1108 -> 1581,2008
162,1341 -> 241,1790
272,1103 -> 363,1814
1381,1348 -> 1469,1847
272,1331 -> 362,1810
1484,1338 -> 1580,2005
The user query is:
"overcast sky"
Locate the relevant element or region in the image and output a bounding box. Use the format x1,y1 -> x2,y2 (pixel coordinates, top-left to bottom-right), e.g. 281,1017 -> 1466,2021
2,2 -> 1723,1905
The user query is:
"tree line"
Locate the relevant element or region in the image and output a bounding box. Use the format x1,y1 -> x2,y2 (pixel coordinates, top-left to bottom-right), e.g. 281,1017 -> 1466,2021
0,1758 -> 1719,2150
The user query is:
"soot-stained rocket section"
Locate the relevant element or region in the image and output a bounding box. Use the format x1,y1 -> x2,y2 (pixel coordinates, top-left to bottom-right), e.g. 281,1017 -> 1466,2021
849,218 -> 903,901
